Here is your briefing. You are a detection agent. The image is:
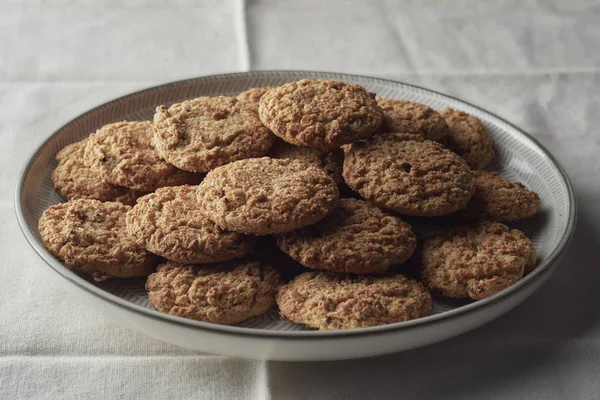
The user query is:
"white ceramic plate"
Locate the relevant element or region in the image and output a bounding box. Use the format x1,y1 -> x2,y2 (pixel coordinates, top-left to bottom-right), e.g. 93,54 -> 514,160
16,71 -> 576,361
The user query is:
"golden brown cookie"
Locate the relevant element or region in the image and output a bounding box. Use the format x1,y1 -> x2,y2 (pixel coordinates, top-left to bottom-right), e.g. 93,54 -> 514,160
276,199 -> 416,274
146,259 -> 281,325
84,121 -> 201,192
420,221 -> 536,300
343,133 -> 475,216
197,157 -> 339,235
152,96 -> 274,172
377,98 -> 448,140
52,140 -> 142,205
126,185 -> 256,264
463,171 -> 541,222
439,108 -> 495,170
258,79 -> 383,149
268,138 -> 344,186
38,199 -> 158,281
277,272 -> 432,330
236,86 -> 273,112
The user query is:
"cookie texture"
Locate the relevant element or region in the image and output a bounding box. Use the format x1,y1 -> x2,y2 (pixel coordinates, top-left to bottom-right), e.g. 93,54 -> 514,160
84,120 -> 201,191
146,259 -> 281,325
277,272 -> 432,330
276,199 -> 416,274
420,221 -> 536,300
152,96 -> 274,172
465,171 -> 541,222
197,157 -> 339,235
38,199 -> 158,281
439,108 -> 494,170
343,133 -> 475,216
236,87 -> 273,112
126,185 -> 256,264
258,79 -> 383,149
377,98 -> 448,140
52,140 -> 141,205
269,138 -> 344,186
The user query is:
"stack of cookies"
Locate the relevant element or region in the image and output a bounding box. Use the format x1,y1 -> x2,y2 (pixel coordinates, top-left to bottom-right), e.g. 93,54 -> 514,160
39,78 -> 541,330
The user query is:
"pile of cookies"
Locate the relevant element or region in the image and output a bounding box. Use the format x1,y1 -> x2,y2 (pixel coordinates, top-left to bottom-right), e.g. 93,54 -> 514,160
39,78 -> 541,330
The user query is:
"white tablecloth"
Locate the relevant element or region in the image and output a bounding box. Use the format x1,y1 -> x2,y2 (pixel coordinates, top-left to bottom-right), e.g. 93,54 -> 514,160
2,0 -> 600,398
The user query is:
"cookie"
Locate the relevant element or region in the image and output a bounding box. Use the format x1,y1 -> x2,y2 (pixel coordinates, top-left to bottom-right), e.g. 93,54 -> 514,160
38,199 -> 158,281
197,157 -> 339,235
84,121 -> 201,192
420,221 -> 536,300
277,272 -> 432,330
236,86 -> 273,112
152,96 -> 274,172
276,199 -> 416,274
343,133 -> 475,216
146,259 -> 281,325
439,108 -> 494,170
52,140 -> 142,205
268,138 -> 344,186
258,79 -> 383,149
126,185 -> 256,264
377,98 -> 448,140
464,171 -> 541,222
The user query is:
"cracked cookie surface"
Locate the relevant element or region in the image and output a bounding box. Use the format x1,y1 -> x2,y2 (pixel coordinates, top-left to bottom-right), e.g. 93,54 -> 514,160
377,98 -> 448,140
152,96 -> 274,172
277,272 -> 432,330
420,220 -> 536,300
258,79 -> 383,149
276,199 -> 416,274
38,199 -> 158,281
126,185 -> 256,264
146,259 -> 281,325
197,157 -> 339,235
343,133 -> 474,216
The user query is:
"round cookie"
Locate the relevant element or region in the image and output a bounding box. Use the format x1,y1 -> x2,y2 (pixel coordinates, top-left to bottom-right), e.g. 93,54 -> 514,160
38,199 -> 158,281
152,96 -> 274,172
377,98 -> 448,140
52,140 -> 142,205
277,272 -> 432,330
420,221 -> 536,300
268,138 -> 344,186
126,185 -> 256,264
197,157 -> 339,235
439,108 -> 494,170
465,171 -> 541,222
343,133 -> 475,216
84,120 -> 201,192
258,79 -> 383,149
146,259 -> 281,325
276,199 -> 416,274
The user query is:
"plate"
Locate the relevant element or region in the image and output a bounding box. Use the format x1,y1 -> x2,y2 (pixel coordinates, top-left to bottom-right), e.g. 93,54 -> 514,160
15,71 -> 576,361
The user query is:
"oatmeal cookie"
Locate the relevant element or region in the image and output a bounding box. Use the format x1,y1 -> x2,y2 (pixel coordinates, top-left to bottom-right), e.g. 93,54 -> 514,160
439,108 -> 494,170
420,220 -> 536,300
38,199 -> 158,281
377,98 -> 448,140
152,96 -> 274,172
146,259 -> 281,325
126,185 -> 256,264
258,79 -> 382,149
276,199 -> 416,274
84,121 -> 201,191
343,133 -> 474,216
277,272 -> 432,330
52,140 -> 142,205
197,157 -> 339,235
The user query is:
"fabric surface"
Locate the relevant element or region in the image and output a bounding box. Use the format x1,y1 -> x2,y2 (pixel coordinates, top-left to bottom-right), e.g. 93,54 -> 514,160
2,0 -> 600,398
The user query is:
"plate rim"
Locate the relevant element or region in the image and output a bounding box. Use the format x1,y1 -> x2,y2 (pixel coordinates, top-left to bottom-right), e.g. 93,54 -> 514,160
15,70 -> 577,339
